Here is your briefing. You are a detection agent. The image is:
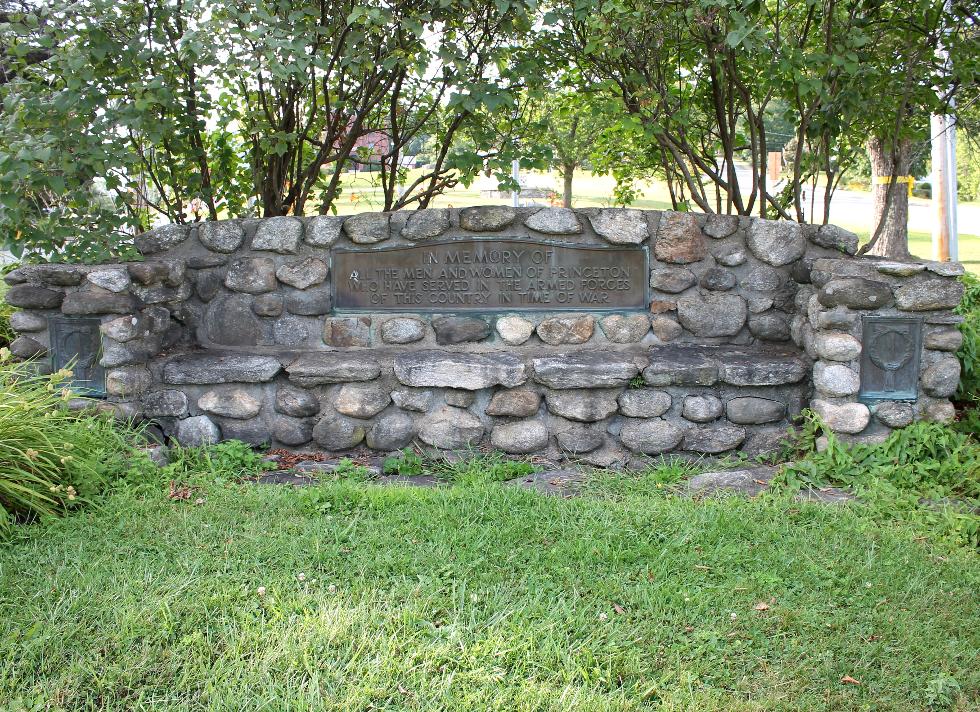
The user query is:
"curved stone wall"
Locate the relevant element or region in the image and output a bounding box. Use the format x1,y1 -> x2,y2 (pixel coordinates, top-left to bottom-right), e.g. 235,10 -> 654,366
3,207 -> 965,465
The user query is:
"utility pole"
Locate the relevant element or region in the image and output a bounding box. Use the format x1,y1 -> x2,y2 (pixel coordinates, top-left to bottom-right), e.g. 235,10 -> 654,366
511,157 -> 520,208
931,0 -> 958,262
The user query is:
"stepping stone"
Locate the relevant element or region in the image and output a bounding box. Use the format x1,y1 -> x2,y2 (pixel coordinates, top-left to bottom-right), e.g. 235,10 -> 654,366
686,467 -> 776,497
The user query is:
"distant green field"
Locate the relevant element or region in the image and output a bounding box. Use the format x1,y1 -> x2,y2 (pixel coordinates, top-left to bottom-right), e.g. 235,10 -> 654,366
335,169 -> 979,274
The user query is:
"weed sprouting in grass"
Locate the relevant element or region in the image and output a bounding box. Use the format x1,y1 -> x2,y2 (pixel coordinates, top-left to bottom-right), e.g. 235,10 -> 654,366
435,451 -> 538,485
155,440 -> 274,488
382,447 -> 424,476
777,411 -> 980,546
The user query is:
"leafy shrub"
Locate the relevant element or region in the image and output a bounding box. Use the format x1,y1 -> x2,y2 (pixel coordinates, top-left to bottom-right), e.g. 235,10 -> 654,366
0,351 -> 140,535
955,273 -> 980,401
778,412 -> 980,546
0,264 -> 17,348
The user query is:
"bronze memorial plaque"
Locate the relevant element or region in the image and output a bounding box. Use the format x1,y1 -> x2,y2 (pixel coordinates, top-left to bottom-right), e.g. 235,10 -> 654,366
332,239 -> 648,312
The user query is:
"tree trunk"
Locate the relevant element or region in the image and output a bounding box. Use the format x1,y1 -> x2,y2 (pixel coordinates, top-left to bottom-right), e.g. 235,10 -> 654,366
562,163 -> 575,208
867,136 -> 912,259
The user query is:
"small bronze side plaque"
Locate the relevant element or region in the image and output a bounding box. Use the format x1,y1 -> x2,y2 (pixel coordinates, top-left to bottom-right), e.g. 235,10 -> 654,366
48,316 -> 106,396
858,315 -> 922,401
332,238 -> 648,312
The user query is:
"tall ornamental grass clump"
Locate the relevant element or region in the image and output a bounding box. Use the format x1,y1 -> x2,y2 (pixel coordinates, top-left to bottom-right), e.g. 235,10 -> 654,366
0,349 -> 139,535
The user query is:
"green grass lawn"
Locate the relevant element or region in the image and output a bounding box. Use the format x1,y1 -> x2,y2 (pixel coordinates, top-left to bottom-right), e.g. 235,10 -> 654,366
1,474 -> 977,711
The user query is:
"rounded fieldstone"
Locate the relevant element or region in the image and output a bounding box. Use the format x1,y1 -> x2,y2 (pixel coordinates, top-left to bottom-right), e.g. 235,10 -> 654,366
813,362 -> 860,397
136,224 -> 190,255
252,294 -> 284,317
225,257 -> 277,294
100,339 -> 150,369
524,208 -> 582,234
176,415 -> 220,447
491,420 -> 549,454
545,389 -> 619,423
587,209 -> 649,245
273,417 -> 313,446
366,411 -> 417,450
284,285 -> 332,316
419,406 -> 484,448
923,327 -> 963,352
741,265 -> 783,292
334,383 -> 391,419
650,316 -> 683,342
433,316 -> 490,345
700,267 -> 736,291
875,401 -> 914,428
198,388 -> 263,419
401,209 -> 450,241
726,397 -> 786,425
381,317 -> 426,344
814,305 -> 857,331
649,267 -> 696,294
748,312 -> 791,342
814,332 -> 861,361
199,221 -> 245,253
275,385 -> 320,417
496,315 -> 535,345
9,335 -> 46,360
655,212 -> 706,264
713,243 -> 747,266
194,269 -> 224,302
536,315 -> 594,345
619,418 -> 685,454
305,216 -> 345,247
618,389 -> 671,418
811,399 -> 870,434
599,313 -> 649,343
204,295 -> 261,347
682,395 -> 723,423
8,311 -> 47,332
274,315 -> 313,346
86,269 -> 131,293
554,421 -> 605,454
142,389 -> 189,418
894,278 -> 964,311
4,285 -> 64,309
704,214 -> 740,239
920,357 -> 961,398
485,389 -> 540,417
682,424 -> 746,453
746,220 -> 805,266
253,217 -> 302,254
343,213 -> 390,244
459,206 -> 517,232
391,389 -> 432,413
312,414 -> 366,450
922,399 -> 956,423
105,366 -> 151,397
276,257 -> 328,290
445,389 -> 475,407
811,224 -> 859,254
323,316 -> 371,347
676,293 -> 747,337
818,278 -> 893,309
746,295 -> 775,314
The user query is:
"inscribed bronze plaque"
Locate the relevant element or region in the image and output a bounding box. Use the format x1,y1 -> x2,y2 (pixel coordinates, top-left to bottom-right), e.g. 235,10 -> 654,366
48,316 -> 106,396
858,315 -> 922,401
332,239 -> 648,312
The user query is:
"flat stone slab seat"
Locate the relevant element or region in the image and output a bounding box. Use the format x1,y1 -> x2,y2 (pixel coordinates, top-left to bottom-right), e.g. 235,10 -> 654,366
644,344 -> 809,388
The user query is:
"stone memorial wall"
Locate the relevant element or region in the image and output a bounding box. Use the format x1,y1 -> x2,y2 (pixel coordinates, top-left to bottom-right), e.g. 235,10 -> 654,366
3,206 -> 965,466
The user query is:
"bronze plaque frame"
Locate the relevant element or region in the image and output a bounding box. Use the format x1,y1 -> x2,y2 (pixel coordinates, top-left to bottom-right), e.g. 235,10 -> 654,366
858,315 -> 922,401
48,315 -> 106,396
331,238 -> 649,313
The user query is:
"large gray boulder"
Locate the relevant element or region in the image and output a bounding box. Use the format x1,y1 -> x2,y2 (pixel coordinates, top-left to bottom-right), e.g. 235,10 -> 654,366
619,418 -> 685,454
545,389 -> 619,422
490,420 -> 549,454
676,293 -> 747,337
532,351 -> 638,389
287,353 -> 381,386
419,406 -> 484,448
163,354 -> 282,384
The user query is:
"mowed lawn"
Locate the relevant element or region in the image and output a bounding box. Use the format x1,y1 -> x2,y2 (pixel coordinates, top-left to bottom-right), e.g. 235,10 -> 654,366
0,478 -> 977,711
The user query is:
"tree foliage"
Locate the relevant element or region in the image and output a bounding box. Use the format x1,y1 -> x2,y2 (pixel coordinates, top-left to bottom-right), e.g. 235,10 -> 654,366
0,0 -> 536,261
